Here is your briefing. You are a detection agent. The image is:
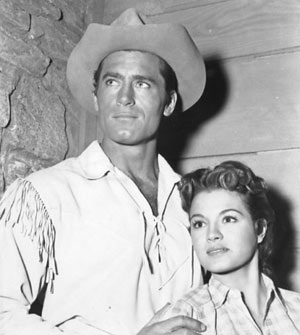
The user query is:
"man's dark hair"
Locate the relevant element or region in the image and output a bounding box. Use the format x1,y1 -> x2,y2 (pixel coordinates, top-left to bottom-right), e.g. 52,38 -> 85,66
93,50 -> 178,98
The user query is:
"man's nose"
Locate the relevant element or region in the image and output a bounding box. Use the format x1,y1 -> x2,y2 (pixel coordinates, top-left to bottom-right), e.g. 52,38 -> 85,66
207,223 -> 223,241
117,83 -> 135,106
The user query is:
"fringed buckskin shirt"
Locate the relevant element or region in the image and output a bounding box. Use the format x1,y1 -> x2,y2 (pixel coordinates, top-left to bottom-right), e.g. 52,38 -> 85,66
0,141 -> 202,335
151,274 -> 300,334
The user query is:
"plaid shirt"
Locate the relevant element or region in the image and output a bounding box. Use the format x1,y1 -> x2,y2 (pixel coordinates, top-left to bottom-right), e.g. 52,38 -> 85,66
154,274 -> 300,334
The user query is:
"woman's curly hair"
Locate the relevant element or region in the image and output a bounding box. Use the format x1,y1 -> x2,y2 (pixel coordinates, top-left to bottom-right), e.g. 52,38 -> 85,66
178,160 -> 275,277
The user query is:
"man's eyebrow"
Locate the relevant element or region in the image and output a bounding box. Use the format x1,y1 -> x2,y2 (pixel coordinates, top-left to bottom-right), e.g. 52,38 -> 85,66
101,72 -> 123,80
101,72 -> 157,84
132,74 -> 156,83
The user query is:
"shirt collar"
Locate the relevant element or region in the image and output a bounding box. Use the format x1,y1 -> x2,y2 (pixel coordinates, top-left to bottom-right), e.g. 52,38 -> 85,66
77,140 -> 181,186
261,273 -> 288,311
208,273 -> 282,309
78,141 -> 113,179
208,276 -> 231,308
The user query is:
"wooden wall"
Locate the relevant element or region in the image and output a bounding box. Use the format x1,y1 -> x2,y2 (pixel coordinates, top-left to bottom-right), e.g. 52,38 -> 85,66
85,0 -> 300,291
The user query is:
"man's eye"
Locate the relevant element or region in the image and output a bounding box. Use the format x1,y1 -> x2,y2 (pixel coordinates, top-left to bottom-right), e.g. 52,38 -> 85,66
105,79 -> 118,86
135,81 -> 150,88
192,221 -> 206,229
223,216 -> 237,223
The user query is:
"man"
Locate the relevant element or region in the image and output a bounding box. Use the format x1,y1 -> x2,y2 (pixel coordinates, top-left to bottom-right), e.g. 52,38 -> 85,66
0,8 -> 206,335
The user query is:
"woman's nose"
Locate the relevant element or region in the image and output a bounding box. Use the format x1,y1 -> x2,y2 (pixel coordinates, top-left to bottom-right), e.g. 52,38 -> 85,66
207,224 -> 223,241
117,83 -> 135,106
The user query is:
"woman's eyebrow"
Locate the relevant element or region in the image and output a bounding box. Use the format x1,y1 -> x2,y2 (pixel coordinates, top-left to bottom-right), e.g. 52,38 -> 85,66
190,213 -> 206,220
220,209 -> 243,216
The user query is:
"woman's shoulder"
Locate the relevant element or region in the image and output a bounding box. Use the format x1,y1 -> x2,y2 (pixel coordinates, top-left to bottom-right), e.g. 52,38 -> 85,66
156,284 -> 215,320
178,284 -> 213,308
277,286 -> 300,303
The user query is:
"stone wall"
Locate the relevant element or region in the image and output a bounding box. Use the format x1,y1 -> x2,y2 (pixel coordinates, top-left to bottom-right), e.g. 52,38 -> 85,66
0,0 -> 103,197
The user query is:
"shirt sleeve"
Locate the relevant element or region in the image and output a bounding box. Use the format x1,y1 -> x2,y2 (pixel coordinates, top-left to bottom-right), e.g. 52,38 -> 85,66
148,300 -> 197,325
0,178 -> 72,335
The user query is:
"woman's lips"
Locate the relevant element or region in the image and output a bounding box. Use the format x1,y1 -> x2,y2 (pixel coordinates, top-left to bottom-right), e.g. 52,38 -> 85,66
207,247 -> 229,256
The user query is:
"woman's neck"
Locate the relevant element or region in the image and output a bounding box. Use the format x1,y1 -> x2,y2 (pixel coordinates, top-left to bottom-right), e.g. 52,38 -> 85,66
212,263 -> 269,327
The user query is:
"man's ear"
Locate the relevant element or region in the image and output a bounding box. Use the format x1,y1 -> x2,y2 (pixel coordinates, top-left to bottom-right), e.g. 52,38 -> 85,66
163,91 -> 177,117
255,218 -> 268,244
93,94 -> 99,112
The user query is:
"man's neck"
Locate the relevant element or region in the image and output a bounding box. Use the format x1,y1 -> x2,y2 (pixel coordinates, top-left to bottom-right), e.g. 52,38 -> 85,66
101,140 -> 158,178
101,140 -> 160,215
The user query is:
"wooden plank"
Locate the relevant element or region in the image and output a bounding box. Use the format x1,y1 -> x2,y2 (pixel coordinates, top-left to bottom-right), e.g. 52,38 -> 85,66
103,0 -> 219,23
104,0 -> 300,58
153,0 -> 300,58
158,51 -> 300,159
173,149 -> 300,292
151,0 -> 230,13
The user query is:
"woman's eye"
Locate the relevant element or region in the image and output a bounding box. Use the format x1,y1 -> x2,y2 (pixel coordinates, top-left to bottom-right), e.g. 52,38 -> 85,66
192,221 -> 206,229
223,216 -> 237,223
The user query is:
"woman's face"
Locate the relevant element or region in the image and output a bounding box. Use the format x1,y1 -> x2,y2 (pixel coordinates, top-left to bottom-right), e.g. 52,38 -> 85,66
189,189 -> 265,277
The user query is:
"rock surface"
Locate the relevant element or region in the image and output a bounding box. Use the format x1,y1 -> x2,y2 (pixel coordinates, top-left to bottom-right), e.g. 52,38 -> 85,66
0,0 -> 99,196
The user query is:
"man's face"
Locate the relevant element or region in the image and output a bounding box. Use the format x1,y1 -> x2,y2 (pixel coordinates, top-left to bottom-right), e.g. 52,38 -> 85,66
95,50 -> 175,146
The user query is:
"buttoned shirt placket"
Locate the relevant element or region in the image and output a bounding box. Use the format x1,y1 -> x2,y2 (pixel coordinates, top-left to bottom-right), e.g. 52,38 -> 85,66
111,165 -> 177,287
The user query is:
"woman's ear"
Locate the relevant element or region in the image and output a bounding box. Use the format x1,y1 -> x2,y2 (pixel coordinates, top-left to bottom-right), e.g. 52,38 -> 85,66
163,91 -> 177,117
93,94 -> 99,112
255,218 -> 268,244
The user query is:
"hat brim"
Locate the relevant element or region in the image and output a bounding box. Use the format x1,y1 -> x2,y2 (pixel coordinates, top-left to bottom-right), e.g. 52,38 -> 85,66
67,23 -> 206,114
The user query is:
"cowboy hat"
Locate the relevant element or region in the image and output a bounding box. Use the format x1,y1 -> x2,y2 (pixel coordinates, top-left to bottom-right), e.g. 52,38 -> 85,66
66,8 -> 206,114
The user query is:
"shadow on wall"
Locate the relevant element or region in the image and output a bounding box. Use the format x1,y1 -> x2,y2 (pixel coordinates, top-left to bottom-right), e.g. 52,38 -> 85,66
158,56 -> 229,166
269,186 -> 296,290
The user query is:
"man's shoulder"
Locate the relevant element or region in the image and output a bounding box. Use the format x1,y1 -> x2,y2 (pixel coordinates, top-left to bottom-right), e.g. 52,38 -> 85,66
26,155 -> 81,186
27,140 -> 103,186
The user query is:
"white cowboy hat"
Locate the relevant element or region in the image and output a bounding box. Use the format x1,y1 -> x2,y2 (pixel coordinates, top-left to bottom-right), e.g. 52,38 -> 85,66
66,8 -> 206,114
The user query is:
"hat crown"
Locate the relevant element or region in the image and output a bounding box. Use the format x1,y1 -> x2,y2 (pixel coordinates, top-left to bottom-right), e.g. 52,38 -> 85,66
111,8 -> 146,26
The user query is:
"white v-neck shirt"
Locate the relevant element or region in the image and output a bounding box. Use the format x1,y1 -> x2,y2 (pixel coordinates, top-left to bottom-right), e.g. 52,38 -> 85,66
0,141 -> 202,335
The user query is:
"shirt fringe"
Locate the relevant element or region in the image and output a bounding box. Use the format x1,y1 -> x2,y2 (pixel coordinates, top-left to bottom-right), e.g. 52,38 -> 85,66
0,178 -> 57,292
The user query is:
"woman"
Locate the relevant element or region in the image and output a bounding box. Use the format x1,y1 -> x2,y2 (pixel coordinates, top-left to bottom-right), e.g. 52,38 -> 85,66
151,161 -> 300,334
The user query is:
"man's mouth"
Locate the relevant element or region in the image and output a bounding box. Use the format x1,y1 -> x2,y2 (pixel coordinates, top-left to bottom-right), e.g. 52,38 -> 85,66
113,113 -> 139,122
114,113 -> 137,118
